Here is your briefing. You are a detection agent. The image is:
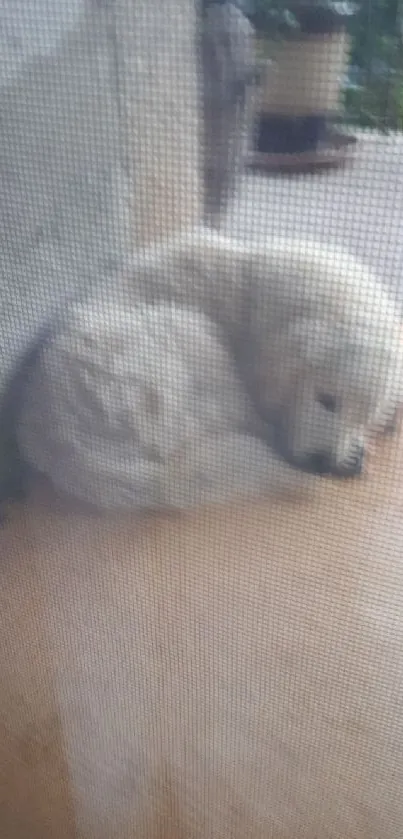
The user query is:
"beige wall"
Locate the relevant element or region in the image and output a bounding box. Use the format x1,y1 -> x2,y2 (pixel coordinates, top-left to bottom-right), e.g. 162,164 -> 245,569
116,0 -> 201,244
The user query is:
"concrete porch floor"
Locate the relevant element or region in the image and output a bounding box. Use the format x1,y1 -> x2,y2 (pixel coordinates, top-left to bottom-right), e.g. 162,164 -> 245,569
227,131 -> 403,303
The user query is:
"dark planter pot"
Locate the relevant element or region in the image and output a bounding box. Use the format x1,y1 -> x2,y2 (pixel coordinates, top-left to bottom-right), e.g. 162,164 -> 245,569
256,25 -> 351,155
256,113 -> 326,154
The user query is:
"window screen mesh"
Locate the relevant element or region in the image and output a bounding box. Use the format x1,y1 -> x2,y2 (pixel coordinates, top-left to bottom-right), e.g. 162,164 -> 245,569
1,2 -> 403,838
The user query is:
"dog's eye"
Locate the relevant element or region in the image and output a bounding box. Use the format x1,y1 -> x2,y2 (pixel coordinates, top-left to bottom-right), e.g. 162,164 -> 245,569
317,392 -> 338,413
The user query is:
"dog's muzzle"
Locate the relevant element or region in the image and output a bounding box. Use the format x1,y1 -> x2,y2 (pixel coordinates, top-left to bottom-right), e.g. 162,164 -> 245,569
302,445 -> 364,478
272,422 -> 365,479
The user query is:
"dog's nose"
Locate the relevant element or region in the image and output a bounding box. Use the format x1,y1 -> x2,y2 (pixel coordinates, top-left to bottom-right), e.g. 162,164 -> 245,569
306,451 -> 333,475
307,445 -> 364,477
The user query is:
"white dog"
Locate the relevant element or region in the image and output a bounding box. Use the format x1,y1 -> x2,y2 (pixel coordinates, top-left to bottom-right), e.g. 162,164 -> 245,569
17,229 -> 403,510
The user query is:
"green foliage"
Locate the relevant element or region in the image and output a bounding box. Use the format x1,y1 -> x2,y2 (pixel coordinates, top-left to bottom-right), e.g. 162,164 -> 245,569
349,0 -> 398,65
344,72 -> 403,130
345,0 -> 403,128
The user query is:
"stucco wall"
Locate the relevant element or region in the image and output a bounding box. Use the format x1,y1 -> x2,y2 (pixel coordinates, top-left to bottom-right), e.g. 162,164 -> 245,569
116,0 -> 201,244
0,0 -> 201,392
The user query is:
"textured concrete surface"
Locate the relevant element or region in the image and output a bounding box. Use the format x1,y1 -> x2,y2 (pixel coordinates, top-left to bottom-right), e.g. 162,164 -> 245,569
226,132 -> 403,307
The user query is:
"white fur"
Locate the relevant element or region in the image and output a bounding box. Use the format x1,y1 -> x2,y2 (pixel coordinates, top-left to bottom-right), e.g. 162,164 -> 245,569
18,299 -> 313,509
17,229 -> 403,509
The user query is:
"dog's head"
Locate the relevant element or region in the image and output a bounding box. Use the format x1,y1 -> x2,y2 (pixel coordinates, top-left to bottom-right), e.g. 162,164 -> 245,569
251,317 -> 403,478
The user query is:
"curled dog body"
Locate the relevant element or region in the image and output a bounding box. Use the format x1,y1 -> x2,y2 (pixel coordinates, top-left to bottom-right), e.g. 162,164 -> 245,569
17,231 -> 403,510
